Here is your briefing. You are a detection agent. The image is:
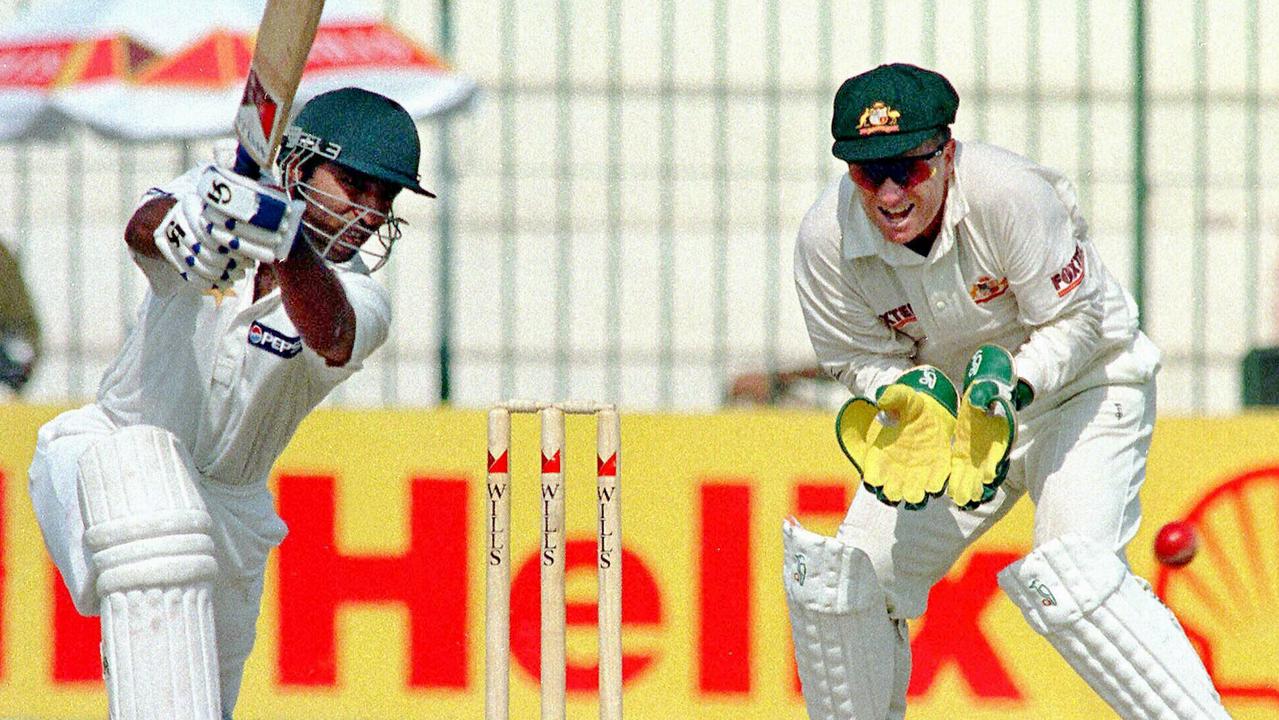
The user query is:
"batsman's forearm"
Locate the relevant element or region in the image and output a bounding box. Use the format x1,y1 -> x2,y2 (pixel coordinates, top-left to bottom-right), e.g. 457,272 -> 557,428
274,246 -> 356,367
124,196 -> 177,259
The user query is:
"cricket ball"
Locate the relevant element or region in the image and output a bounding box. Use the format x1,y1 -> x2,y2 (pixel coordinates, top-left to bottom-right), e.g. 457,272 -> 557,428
1154,521 -> 1199,567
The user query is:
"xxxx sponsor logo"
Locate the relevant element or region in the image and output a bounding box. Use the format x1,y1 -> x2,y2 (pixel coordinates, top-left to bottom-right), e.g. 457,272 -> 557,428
1155,467 -> 1279,711
880,303 -> 918,330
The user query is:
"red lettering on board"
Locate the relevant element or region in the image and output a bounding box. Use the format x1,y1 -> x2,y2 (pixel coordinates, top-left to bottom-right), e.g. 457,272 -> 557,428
793,479 -> 850,516
509,540 -> 660,690
52,574 -> 100,682
277,473 -> 469,688
698,482 -> 752,693
909,551 -> 1022,699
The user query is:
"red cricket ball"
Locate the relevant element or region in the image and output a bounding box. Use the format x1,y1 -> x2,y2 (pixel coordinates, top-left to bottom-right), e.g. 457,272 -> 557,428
1154,521 -> 1199,567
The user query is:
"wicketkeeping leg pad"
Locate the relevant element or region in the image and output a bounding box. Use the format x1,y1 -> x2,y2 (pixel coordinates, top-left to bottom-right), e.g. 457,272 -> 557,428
783,519 -> 909,720
77,425 -> 223,720
998,534 -> 1230,720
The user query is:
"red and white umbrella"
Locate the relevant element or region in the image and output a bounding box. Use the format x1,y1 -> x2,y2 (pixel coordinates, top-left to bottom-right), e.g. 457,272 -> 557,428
0,0 -> 476,141
0,31 -> 156,140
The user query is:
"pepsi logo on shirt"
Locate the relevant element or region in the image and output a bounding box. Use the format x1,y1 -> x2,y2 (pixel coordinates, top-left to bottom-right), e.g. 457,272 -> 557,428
248,321 -> 303,358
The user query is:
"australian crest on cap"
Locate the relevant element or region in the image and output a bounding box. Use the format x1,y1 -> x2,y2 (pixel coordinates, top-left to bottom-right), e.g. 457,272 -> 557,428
857,101 -> 901,136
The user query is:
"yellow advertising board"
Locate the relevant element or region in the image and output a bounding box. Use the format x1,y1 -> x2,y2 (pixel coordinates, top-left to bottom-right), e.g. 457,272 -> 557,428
0,403 -> 1276,719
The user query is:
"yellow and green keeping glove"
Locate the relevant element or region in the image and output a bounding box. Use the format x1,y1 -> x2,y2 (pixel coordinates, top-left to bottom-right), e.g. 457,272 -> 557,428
948,344 -> 1034,510
835,366 -> 958,510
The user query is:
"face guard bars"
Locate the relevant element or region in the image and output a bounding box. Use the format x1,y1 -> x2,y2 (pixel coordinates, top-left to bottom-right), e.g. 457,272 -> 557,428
277,144 -> 404,273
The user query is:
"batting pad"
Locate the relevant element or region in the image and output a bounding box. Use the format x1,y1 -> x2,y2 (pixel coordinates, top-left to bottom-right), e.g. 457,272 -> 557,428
782,519 -> 909,720
998,534 -> 1230,720
77,426 -> 222,720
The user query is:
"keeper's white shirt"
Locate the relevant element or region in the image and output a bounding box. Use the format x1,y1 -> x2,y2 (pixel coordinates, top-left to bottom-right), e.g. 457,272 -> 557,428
50,165 -> 391,486
795,141 -> 1159,416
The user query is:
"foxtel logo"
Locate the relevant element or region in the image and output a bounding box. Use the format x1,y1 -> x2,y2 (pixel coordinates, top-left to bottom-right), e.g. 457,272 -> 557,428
248,321 -> 303,358
1051,245 -> 1085,297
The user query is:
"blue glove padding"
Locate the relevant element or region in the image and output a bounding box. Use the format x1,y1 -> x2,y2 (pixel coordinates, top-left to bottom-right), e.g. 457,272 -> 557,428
197,165 -> 305,262
153,190 -> 251,292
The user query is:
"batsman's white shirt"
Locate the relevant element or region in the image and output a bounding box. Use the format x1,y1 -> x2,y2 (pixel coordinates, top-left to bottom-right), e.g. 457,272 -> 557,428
795,141 -> 1162,618
28,165 -> 390,703
795,140 -> 1159,418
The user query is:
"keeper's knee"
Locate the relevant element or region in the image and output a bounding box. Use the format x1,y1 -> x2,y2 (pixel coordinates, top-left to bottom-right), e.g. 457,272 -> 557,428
783,519 -> 910,720
999,534 -> 1228,720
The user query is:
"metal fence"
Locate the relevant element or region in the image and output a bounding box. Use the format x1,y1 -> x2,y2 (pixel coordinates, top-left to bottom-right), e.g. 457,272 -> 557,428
2,0 -> 1277,413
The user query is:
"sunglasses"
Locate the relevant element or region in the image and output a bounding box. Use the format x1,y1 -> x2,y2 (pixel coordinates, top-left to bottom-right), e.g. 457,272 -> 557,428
849,142 -> 947,191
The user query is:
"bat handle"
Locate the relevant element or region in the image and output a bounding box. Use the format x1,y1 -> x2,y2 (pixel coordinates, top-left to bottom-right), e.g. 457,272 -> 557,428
233,145 -> 263,180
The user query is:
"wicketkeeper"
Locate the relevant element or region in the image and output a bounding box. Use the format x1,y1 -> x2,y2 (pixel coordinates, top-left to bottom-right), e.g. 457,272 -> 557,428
27,88 -> 433,720
783,63 -> 1231,719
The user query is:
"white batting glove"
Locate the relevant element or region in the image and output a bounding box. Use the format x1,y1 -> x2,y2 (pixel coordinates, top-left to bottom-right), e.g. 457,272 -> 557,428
153,189 -> 253,291
197,165 -> 305,263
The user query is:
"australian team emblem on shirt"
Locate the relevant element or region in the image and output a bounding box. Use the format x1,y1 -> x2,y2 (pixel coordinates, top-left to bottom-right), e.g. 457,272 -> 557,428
969,275 -> 1009,304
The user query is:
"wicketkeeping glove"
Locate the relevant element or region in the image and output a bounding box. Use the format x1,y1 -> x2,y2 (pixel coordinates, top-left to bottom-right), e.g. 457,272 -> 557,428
948,344 -> 1034,510
197,165 -> 305,263
835,366 -> 958,510
153,189 -> 251,292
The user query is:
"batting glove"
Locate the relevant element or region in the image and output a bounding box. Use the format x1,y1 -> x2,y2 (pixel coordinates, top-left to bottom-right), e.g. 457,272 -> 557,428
197,165 -> 305,263
153,188 -> 252,292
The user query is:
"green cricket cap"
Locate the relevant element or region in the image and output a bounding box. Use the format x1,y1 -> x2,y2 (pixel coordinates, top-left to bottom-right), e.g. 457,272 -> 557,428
831,63 -> 959,162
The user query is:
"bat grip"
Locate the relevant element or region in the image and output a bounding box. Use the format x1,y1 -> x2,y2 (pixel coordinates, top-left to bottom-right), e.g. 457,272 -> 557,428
233,145 -> 262,179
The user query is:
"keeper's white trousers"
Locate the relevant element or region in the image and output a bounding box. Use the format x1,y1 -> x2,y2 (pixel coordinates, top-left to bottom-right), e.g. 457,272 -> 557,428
27,404 -> 288,714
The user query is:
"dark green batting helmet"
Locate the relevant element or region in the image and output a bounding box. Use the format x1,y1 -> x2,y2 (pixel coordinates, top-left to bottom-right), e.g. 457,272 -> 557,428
284,87 -> 435,197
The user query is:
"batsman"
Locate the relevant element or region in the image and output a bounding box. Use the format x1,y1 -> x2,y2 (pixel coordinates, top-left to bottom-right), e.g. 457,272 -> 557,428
783,63 -> 1231,719
27,87 -> 432,719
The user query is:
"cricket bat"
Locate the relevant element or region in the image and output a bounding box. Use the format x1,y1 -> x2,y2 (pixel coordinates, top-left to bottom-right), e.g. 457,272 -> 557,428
232,0 -> 327,179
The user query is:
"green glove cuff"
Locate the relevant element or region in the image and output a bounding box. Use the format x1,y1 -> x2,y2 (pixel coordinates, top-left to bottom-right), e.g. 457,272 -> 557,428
890,365 -> 959,415
1012,378 -> 1034,410
835,396 -> 877,478
962,344 -> 1033,411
